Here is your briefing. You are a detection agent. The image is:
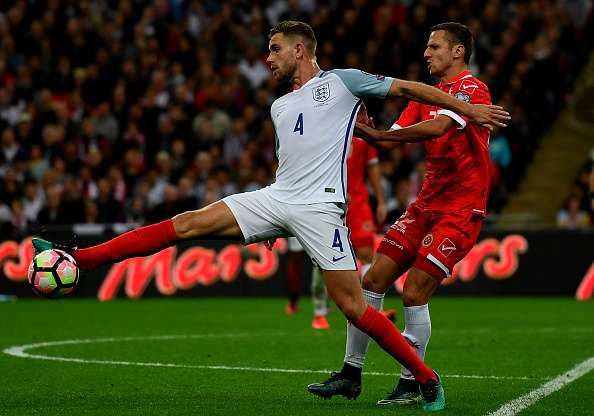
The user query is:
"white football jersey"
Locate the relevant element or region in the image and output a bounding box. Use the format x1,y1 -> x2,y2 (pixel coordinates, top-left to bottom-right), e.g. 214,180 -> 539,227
267,69 -> 394,204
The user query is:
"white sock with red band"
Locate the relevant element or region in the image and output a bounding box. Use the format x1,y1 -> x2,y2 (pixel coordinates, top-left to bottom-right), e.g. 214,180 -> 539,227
344,289 -> 384,368
400,304 -> 431,380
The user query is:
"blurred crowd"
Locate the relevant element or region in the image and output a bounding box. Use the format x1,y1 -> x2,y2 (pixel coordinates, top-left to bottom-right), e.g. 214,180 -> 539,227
557,150 -> 594,229
0,0 -> 593,237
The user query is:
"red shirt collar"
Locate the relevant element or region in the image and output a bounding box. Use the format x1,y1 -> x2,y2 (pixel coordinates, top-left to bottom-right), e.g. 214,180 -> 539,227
437,70 -> 472,88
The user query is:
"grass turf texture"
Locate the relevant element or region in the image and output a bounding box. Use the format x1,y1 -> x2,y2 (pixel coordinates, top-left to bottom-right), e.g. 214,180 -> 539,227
1,297 -> 593,416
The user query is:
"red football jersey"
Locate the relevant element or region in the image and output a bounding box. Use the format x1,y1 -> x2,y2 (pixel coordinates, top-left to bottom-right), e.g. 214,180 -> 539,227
391,70 -> 491,215
347,136 -> 378,206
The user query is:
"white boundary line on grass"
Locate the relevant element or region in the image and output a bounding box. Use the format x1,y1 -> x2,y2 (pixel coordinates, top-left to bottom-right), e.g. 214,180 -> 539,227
3,334 -> 545,382
486,357 -> 594,416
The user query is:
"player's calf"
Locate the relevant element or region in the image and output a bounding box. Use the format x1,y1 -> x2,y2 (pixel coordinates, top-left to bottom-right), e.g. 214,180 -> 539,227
323,270 -> 367,321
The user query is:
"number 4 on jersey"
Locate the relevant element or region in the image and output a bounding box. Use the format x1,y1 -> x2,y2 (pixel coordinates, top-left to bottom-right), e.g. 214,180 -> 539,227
294,113 -> 304,135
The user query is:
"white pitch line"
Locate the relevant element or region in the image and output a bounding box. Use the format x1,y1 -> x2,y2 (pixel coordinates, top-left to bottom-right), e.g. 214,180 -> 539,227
2,335 -> 546,382
432,327 -> 594,335
486,357 -> 594,416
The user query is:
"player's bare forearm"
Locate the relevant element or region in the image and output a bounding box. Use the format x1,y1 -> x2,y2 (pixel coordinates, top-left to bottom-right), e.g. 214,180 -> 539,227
389,78 -> 473,113
354,123 -> 396,149
355,117 -> 451,148
388,79 -> 510,129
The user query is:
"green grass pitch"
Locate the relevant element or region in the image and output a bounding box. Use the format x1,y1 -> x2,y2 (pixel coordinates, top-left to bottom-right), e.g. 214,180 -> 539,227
1,297 -> 593,415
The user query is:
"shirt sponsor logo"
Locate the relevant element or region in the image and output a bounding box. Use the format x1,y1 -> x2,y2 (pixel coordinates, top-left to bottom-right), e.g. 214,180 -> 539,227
438,238 -> 457,257
312,83 -> 331,102
381,238 -> 404,250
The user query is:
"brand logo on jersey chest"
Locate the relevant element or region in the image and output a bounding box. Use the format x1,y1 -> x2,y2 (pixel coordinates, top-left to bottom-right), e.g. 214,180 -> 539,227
459,80 -> 478,94
438,238 -> 457,257
312,83 -> 331,102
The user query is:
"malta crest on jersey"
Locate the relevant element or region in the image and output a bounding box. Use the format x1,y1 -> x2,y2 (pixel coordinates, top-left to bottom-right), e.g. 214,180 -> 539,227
454,91 -> 471,102
312,83 -> 330,102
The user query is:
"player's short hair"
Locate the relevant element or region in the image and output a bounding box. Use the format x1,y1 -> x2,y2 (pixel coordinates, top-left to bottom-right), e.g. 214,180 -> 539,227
269,20 -> 317,56
430,22 -> 473,63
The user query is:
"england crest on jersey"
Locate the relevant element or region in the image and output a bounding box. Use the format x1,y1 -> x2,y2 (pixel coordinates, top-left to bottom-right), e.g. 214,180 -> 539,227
312,83 -> 330,102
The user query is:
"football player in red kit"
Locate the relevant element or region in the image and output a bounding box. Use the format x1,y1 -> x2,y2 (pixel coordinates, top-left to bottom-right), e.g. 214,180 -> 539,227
308,22 -> 496,407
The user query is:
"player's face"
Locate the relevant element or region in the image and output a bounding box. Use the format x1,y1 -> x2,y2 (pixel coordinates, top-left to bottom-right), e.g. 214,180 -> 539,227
267,33 -> 298,83
424,31 -> 457,77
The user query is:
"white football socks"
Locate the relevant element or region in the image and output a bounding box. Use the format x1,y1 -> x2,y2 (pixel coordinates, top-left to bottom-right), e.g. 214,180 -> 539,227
400,304 -> 431,380
344,289 -> 384,368
311,267 -> 328,316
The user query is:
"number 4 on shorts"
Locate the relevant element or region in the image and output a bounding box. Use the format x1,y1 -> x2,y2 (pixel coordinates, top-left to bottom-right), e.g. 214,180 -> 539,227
332,229 -> 343,252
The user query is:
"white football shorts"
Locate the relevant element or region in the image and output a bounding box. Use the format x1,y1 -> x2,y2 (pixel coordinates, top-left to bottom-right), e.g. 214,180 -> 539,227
287,236 -> 303,253
223,187 -> 356,271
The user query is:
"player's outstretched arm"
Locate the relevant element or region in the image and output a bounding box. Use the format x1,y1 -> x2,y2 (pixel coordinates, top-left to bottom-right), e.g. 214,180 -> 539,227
354,116 -> 454,149
388,79 -> 510,130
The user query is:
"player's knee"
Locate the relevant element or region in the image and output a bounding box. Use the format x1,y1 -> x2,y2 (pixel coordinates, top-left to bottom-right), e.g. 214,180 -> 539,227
356,247 -> 373,264
334,295 -> 364,321
361,270 -> 389,294
402,269 -> 438,306
402,287 -> 429,306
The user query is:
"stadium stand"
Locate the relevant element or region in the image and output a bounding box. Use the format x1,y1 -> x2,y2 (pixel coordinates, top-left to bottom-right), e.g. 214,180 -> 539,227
558,151 -> 594,228
0,0 -> 592,237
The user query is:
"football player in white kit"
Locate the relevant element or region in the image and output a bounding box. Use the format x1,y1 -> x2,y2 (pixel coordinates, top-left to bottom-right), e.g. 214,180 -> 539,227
32,20 -> 510,412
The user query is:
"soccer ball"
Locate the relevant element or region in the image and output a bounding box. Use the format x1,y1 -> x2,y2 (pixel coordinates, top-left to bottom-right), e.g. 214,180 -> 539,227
27,249 -> 79,299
